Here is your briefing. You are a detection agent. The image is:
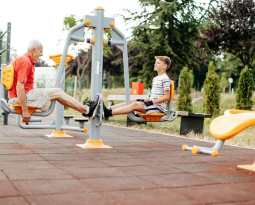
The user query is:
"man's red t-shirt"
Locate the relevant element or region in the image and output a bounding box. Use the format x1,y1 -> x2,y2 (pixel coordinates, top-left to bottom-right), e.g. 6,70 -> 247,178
9,53 -> 35,98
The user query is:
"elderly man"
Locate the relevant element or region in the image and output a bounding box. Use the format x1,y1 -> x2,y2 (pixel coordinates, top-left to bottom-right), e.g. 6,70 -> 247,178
8,40 -> 99,123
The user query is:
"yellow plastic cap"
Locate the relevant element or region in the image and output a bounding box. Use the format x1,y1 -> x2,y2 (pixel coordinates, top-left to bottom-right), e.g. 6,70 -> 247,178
192,145 -> 198,155
110,22 -> 115,27
211,150 -> 219,157
95,6 -> 104,10
182,145 -> 187,151
85,19 -> 91,25
92,38 -> 95,45
89,27 -> 94,29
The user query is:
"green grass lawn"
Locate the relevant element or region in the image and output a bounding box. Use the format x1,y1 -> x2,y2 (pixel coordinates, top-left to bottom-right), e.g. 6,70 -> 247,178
64,88 -> 255,148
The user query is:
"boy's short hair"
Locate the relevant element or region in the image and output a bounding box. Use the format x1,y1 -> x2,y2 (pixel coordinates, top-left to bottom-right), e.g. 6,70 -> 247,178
155,56 -> 171,69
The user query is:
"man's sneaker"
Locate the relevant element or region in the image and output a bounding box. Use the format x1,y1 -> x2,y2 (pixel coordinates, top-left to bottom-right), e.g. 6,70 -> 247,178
82,95 -> 100,119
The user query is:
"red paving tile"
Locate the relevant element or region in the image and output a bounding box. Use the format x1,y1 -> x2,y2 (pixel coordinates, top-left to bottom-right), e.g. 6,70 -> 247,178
173,184 -> 255,204
0,181 -> 20,197
80,176 -> 158,191
3,169 -> 73,180
0,196 -> 28,205
104,188 -> 196,205
1,115 -> 255,204
141,172 -> 219,187
26,193 -> 115,205
13,179 -> 93,195
65,167 -> 132,179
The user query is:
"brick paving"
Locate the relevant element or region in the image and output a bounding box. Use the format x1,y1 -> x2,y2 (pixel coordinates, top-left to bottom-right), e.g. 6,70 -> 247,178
0,114 -> 255,205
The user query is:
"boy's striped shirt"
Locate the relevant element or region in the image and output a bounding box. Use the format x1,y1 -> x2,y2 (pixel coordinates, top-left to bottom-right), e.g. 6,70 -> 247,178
150,73 -> 171,112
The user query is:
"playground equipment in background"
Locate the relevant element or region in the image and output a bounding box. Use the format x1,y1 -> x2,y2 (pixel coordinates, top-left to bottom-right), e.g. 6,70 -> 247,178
182,109 -> 255,171
0,22 -> 11,125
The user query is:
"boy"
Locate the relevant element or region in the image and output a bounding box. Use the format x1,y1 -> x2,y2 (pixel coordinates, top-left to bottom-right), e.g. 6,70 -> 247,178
101,56 -> 171,118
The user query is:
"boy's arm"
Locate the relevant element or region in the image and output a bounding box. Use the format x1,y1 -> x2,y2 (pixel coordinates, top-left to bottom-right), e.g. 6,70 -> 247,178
144,90 -> 170,106
151,90 -> 170,104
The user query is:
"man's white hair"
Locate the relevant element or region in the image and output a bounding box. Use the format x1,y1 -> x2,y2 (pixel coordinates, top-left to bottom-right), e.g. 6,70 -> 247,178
27,40 -> 43,51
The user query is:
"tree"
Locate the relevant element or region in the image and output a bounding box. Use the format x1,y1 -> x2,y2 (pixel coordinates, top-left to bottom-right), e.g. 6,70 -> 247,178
177,67 -> 192,112
219,72 -> 228,92
214,52 -> 244,89
203,61 -> 220,116
62,15 -> 112,101
189,70 -> 194,88
67,49 -> 92,102
121,0 -> 218,86
35,60 -> 50,67
201,0 -> 255,69
236,66 -> 254,110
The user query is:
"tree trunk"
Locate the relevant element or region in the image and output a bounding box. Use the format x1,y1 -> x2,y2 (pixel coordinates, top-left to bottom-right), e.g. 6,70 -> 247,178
86,74 -> 90,89
78,77 -> 82,102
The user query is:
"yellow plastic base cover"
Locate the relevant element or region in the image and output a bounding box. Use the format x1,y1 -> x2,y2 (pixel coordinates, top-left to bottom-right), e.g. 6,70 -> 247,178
237,161 -> 255,172
77,139 -> 112,149
45,131 -> 73,138
138,113 -> 165,122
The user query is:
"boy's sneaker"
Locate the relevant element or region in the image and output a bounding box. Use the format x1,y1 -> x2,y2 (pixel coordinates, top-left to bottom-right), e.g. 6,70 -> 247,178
102,102 -> 112,119
82,95 -> 100,119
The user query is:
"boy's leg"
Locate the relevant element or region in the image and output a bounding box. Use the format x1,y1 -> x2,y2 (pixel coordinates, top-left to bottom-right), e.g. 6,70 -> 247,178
112,102 -> 146,115
104,101 -> 146,117
109,102 -> 126,109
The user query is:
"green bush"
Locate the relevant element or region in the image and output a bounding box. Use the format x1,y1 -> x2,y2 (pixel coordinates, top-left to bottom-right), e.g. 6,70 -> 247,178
236,66 -> 254,110
220,72 -> 228,93
177,67 -> 192,112
203,62 -> 220,116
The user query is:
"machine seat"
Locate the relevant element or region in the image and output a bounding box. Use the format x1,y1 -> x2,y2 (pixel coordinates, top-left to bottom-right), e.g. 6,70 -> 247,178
138,113 -> 165,122
210,109 -> 255,140
12,104 -> 39,115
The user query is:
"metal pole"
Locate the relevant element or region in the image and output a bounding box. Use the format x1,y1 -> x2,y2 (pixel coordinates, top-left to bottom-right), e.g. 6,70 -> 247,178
73,76 -> 77,99
89,8 -> 104,141
0,31 -> 2,65
3,23 -> 11,125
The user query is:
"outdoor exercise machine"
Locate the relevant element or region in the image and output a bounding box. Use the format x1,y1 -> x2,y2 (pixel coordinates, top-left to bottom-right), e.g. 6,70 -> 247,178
182,109 -> 255,171
1,56 -> 86,135
0,22 -> 11,125
1,6 -> 178,149
46,53 -> 78,137
77,7 -> 178,148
